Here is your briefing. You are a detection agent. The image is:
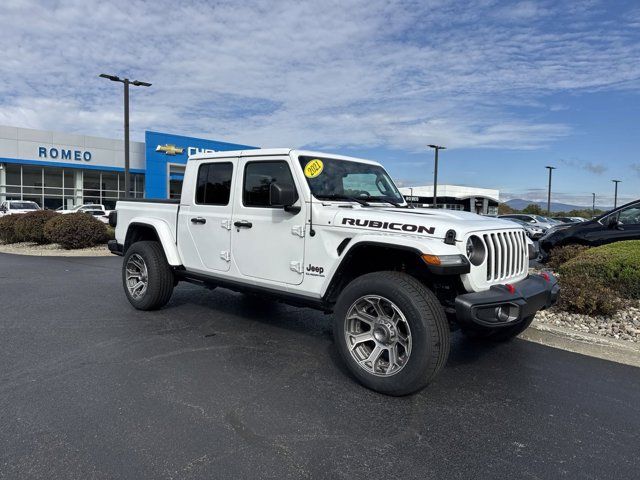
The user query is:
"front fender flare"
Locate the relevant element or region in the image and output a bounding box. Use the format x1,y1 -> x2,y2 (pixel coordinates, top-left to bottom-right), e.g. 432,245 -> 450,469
320,234 -> 465,299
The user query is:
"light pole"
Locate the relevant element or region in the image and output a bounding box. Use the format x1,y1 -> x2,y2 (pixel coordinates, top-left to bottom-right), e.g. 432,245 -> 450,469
428,145 -> 446,208
592,192 -> 596,216
99,74 -> 151,198
612,180 -> 621,209
545,166 -> 556,216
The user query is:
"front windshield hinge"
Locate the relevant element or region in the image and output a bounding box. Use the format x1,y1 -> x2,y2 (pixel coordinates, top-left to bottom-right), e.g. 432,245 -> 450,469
444,229 -> 457,245
291,225 -> 305,237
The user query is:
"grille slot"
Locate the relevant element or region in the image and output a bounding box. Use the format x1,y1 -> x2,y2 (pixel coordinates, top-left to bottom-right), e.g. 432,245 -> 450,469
482,230 -> 527,282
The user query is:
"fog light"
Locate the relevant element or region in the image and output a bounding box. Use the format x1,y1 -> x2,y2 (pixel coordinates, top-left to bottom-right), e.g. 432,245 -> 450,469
496,304 -> 520,323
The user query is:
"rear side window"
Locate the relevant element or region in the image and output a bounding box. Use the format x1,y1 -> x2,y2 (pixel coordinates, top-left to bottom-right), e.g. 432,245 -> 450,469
195,162 -> 233,205
243,161 -> 298,207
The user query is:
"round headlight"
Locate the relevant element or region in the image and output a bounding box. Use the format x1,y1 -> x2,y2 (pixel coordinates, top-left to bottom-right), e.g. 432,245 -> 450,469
466,235 -> 486,266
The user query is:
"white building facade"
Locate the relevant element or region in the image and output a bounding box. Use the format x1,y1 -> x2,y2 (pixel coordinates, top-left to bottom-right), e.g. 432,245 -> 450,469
399,185 -> 500,216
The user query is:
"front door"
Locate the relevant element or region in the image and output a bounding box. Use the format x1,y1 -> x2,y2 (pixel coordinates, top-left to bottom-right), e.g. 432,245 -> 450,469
231,157 -> 305,285
177,160 -> 236,272
595,202 -> 640,245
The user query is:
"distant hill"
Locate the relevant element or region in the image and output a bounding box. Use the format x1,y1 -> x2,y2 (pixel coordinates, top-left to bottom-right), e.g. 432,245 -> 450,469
504,199 -> 613,213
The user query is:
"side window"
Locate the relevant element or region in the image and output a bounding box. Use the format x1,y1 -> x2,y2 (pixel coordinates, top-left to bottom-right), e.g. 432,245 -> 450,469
195,162 -> 233,205
618,204 -> 640,225
243,161 -> 298,207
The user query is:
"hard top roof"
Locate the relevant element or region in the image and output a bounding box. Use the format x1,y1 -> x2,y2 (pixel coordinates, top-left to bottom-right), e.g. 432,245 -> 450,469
188,148 -> 382,166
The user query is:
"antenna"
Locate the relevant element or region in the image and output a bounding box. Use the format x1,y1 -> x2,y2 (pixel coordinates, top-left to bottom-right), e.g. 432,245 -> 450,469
309,190 -> 316,237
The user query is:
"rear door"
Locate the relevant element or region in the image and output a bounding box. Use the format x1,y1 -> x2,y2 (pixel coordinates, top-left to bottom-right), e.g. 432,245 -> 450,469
177,160 -> 236,272
231,157 -> 305,285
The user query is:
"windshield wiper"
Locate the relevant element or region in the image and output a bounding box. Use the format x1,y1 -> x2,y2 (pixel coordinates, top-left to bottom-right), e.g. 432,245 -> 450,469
316,195 -> 370,206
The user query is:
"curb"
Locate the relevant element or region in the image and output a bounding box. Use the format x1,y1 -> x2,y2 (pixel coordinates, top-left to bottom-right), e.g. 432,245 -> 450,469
520,320 -> 640,368
0,245 -> 111,257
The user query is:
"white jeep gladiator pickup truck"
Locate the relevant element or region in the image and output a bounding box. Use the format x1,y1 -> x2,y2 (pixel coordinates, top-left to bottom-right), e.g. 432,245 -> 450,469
109,149 -> 559,395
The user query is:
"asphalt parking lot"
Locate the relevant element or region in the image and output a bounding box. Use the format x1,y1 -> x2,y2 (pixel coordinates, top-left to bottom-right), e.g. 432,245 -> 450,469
1,253 -> 639,479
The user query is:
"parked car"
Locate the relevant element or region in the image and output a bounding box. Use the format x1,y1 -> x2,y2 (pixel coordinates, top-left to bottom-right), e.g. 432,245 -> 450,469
0,200 -> 41,216
81,208 -> 110,224
108,148 -> 558,396
501,217 -> 546,239
498,214 -> 556,230
552,217 -> 579,224
540,199 -> 640,260
59,203 -> 111,215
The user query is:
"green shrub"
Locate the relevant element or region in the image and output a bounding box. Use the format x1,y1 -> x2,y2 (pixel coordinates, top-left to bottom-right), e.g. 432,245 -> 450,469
0,214 -> 25,243
557,274 -> 622,316
559,240 -> 640,300
44,213 -> 108,249
13,210 -> 59,244
547,244 -> 590,271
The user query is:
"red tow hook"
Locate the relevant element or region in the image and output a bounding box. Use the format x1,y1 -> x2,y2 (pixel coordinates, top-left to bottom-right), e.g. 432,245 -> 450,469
505,284 -> 516,294
540,272 -> 551,282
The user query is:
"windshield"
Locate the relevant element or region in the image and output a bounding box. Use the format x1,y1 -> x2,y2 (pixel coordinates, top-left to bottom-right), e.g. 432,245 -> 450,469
298,156 -> 404,205
10,202 -> 39,210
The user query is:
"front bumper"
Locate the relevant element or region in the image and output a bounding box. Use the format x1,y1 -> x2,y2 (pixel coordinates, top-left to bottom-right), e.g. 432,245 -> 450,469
455,273 -> 559,328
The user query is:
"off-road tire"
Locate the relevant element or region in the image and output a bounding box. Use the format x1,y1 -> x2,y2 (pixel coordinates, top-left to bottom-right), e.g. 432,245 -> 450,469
122,241 -> 174,311
333,271 -> 450,396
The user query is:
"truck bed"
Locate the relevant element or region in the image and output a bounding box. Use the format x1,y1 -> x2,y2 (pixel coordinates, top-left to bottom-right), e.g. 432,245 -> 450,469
114,199 -> 181,245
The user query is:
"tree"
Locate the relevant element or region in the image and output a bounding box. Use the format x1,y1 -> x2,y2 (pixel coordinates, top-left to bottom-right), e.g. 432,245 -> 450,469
498,203 -> 515,215
522,203 -> 543,215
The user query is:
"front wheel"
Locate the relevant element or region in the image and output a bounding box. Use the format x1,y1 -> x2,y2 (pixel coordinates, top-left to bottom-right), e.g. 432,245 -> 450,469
122,241 -> 174,310
333,272 -> 450,396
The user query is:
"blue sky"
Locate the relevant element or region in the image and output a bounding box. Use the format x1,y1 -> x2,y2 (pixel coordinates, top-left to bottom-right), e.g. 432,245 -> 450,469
1,0 -> 639,206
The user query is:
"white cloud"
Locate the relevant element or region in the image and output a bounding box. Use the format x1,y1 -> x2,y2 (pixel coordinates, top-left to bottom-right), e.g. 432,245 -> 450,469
0,0 -> 638,153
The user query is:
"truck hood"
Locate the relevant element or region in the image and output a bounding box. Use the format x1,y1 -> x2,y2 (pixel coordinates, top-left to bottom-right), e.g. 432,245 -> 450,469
328,205 -> 521,239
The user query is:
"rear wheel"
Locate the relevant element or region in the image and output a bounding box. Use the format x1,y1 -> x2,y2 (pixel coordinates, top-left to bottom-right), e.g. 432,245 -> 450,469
333,272 -> 450,396
122,241 -> 174,310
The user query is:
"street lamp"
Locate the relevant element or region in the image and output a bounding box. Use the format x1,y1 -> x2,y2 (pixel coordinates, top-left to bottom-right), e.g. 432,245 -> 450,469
99,73 -> 152,198
545,166 -> 556,216
592,192 -> 596,216
428,145 -> 446,208
612,180 -> 621,209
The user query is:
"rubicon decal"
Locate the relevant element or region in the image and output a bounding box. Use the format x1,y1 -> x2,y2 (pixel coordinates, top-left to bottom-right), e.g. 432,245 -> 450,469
342,218 -> 435,234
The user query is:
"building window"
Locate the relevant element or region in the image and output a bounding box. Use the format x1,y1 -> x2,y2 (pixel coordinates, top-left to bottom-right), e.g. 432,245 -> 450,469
168,164 -> 185,200
0,164 -> 144,210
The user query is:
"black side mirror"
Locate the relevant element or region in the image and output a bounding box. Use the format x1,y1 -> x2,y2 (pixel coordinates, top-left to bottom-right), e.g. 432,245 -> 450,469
269,182 -> 299,213
607,216 -> 621,229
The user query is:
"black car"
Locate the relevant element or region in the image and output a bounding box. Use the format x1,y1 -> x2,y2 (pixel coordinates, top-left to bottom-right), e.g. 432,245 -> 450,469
540,199 -> 640,260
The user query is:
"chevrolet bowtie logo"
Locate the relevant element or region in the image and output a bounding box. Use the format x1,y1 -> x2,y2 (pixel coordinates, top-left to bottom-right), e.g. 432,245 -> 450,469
155,144 -> 184,155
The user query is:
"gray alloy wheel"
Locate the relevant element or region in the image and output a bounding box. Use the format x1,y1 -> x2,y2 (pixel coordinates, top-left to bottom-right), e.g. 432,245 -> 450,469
125,253 -> 149,300
344,295 -> 412,377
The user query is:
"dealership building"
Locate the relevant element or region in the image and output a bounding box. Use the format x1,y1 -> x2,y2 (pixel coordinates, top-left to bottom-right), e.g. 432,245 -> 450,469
0,125 -> 254,210
399,185 -> 500,216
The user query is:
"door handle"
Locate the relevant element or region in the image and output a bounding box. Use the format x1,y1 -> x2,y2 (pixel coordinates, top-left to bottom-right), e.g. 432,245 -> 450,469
191,217 -> 207,224
234,220 -> 253,229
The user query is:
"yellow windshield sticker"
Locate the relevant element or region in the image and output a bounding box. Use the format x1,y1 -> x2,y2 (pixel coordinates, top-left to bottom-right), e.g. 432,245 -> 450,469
304,159 -> 324,178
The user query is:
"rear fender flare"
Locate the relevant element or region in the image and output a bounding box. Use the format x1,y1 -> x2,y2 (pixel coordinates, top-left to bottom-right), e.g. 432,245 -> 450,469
125,217 -> 182,266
